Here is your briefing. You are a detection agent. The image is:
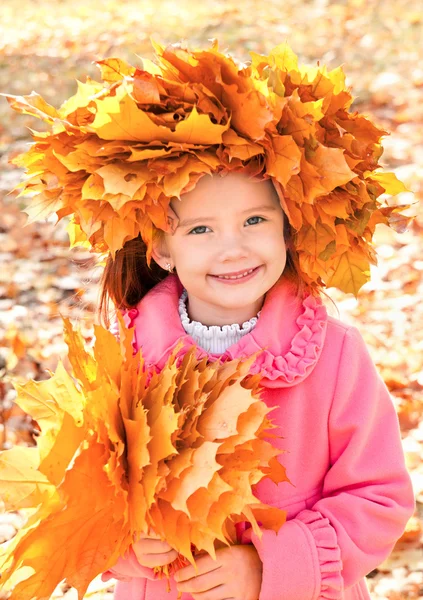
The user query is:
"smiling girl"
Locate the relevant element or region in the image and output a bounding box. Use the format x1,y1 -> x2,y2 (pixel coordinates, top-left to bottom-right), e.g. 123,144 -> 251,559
7,39 -> 415,600
99,169 -> 414,600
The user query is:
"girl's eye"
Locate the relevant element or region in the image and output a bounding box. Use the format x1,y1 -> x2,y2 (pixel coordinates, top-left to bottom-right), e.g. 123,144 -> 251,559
188,217 -> 265,234
188,225 -> 210,235
246,216 -> 265,226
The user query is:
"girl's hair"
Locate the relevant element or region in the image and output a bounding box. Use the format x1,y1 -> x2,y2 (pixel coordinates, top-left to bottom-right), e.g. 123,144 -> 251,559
97,214 -> 315,328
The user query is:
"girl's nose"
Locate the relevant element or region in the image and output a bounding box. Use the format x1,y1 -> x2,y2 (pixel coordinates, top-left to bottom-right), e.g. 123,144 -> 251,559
217,234 -> 250,262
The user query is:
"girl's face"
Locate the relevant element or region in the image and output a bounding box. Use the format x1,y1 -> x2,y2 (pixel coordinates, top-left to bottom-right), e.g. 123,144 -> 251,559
155,171 -> 287,326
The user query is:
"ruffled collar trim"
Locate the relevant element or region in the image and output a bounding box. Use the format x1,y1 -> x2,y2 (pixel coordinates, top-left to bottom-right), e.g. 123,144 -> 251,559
179,288 -> 261,341
122,274 -> 328,388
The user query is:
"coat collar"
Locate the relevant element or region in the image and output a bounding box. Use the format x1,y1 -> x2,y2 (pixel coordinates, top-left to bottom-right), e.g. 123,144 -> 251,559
124,274 -> 328,388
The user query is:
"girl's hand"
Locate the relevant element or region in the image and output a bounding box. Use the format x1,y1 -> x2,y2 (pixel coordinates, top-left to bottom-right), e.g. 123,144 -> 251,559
174,544 -> 263,600
132,531 -> 179,568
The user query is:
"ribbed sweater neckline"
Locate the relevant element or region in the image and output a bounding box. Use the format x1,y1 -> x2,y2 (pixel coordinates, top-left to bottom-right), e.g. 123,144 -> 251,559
178,288 -> 261,354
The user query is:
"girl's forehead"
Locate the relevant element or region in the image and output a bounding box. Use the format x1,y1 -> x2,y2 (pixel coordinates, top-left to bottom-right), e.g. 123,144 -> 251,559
193,171 -> 269,192
173,172 -> 278,213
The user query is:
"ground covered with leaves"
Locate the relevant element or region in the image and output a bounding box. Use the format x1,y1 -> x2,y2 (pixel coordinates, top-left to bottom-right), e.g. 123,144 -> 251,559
0,0 -> 422,598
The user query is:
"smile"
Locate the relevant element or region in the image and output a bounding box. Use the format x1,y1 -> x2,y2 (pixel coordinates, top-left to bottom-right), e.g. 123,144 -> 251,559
215,268 -> 256,279
209,266 -> 261,283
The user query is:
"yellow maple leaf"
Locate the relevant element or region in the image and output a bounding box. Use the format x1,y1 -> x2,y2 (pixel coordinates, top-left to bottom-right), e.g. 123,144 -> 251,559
326,247 -> 371,295
13,360 -> 86,486
0,446 -> 57,510
95,58 -> 136,83
364,170 -> 409,195
4,92 -> 60,124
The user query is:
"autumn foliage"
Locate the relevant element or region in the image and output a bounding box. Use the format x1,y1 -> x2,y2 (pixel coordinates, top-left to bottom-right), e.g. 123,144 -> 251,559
0,316 -> 287,600
3,39 -> 411,296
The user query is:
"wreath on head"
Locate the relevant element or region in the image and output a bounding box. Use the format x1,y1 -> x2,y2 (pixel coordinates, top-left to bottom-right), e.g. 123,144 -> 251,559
4,39 -> 412,295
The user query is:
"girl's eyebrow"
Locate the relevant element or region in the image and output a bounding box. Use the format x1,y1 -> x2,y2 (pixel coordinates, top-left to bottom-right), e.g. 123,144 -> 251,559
178,205 -> 278,228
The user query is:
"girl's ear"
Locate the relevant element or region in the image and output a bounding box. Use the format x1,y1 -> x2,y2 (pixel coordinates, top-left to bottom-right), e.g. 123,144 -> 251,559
151,202 -> 179,269
166,203 -> 179,234
151,230 -> 172,270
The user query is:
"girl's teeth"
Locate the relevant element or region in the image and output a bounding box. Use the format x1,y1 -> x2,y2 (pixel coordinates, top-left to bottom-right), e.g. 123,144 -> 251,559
217,268 -> 255,280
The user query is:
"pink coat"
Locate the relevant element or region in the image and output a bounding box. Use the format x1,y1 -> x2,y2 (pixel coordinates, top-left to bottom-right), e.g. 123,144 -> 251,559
102,274 -> 414,600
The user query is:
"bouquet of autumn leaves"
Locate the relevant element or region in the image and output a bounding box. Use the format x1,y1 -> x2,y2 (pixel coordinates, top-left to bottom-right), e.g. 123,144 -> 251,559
0,316 -> 288,600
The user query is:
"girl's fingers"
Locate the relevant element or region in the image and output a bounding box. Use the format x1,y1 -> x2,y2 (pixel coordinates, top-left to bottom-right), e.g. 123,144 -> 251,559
133,533 -> 179,568
134,548 -> 179,568
175,565 -> 223,593
175,556 -> 221,583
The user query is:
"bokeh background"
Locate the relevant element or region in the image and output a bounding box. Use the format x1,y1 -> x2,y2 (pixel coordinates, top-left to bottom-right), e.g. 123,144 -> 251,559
1,0 -> 422,598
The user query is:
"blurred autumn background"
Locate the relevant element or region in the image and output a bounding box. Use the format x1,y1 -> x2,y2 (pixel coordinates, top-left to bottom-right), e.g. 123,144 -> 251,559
0,0 -> 422,598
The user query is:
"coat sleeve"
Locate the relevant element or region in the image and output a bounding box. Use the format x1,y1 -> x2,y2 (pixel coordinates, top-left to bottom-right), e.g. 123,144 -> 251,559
245,325 -> 415,600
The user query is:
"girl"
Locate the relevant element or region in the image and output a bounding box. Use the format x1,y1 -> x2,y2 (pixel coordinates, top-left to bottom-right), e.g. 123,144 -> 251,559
6,39 -> 415,600
99,170 -> 414,600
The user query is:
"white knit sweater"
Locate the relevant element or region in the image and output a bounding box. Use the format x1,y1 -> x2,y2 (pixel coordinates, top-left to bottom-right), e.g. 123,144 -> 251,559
178,288 -> 261,354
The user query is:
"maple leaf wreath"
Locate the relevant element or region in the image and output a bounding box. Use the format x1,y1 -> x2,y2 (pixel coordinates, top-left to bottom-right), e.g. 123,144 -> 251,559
3,39 -> 413,295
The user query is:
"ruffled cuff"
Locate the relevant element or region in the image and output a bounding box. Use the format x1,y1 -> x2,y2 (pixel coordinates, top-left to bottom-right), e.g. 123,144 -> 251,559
100,546 -> 158,583
296,510 -> 343,599
247,509 -> 343,600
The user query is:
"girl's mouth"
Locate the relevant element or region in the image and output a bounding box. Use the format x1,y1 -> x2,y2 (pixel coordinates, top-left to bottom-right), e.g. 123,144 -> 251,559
209,266 -> 261,284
